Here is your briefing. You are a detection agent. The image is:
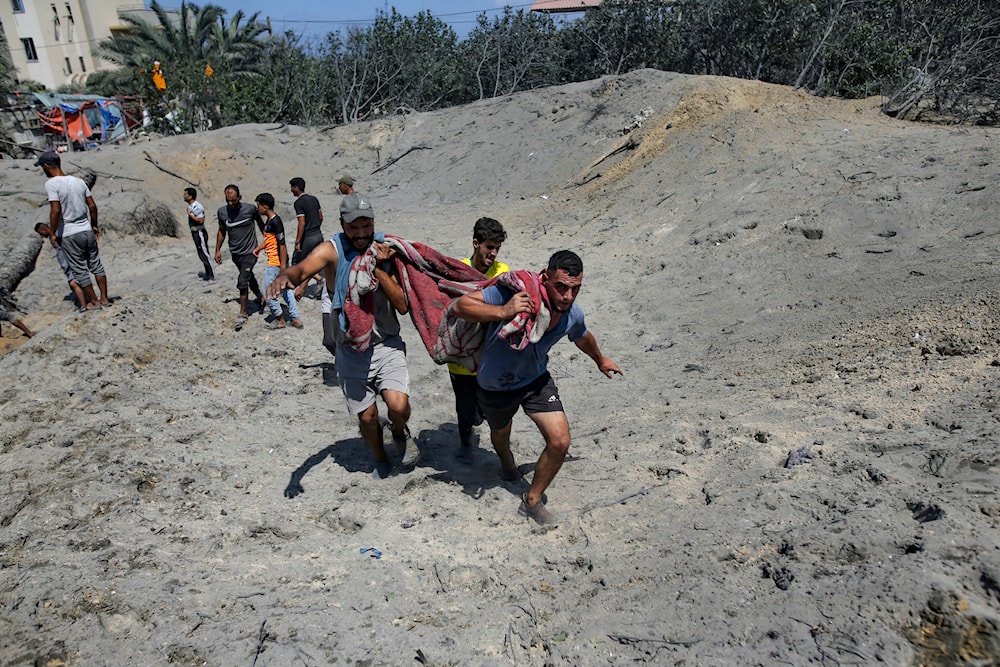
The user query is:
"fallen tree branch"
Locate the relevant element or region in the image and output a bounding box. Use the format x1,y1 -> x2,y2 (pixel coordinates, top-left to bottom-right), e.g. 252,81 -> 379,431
371,145 -> 431,175
579,483 -> 671,516
0,233 -> 44,304
67,162 -> 144,183
586,136 -> 639,173
565,173 -> 602,189
143,151 -> 199,188
251,620 -> 267,667
609,633 -> 699,648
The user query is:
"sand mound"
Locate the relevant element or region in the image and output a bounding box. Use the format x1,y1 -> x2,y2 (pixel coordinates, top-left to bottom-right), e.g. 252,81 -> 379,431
0,69 -> 998,665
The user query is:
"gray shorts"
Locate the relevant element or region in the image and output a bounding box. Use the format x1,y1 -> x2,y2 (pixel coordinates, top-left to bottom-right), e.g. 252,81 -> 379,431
337,343 -> 409,414
60,230 -> 105,288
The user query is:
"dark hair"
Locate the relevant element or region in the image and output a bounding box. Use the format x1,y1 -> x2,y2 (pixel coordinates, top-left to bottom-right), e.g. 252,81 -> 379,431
255,192 -> 274,209
473,217 -> 507,244
33,222 -> 45,233
289,177 -> 305,191
184,187 -> 197,198
224,184 -> 240,197
547,250 -> 583,276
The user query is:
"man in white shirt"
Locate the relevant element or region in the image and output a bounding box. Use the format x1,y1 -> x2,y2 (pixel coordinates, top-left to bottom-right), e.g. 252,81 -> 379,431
37,149 -> 110,311
184,187 -> 215,282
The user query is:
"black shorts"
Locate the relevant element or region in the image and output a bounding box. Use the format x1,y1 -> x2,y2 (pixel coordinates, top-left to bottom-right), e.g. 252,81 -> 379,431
231,253 -> 258,291
477,372 -> 564,430
293,231 -> 324,265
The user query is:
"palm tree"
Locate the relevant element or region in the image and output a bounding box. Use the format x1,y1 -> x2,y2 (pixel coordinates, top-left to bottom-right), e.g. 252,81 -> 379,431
93,1 -> 267,132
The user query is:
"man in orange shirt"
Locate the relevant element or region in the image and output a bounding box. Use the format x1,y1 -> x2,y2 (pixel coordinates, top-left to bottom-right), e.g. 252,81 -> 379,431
253,193 -> 302,330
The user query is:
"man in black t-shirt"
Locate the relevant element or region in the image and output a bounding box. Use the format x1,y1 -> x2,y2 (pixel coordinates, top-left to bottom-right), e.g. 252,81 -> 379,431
289,177 -> 324,300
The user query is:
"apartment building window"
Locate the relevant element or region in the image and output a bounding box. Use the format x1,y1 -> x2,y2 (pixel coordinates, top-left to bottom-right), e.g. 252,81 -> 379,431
53,5 -> 62,40
22,38 -> 38,62
11,0 -> 25,13
79,57 -> 86,72
65,57 -> 72,74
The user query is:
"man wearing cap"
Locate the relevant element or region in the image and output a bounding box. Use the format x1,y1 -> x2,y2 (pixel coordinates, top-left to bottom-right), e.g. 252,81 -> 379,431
214,184 -> 265,331
338,176 -> 354,196
37,149 -> 111,311
269,193 -> 419,479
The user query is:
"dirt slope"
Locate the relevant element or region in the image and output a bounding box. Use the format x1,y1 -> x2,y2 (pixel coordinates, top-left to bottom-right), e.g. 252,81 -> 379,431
1,69 -> 998,666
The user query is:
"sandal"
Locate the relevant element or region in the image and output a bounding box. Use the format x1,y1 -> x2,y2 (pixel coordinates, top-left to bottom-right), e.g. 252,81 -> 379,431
234,314 -> 248,331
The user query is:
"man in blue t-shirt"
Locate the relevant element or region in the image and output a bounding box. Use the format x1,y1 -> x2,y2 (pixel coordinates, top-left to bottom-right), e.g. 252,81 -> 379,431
453,250 -> 621,525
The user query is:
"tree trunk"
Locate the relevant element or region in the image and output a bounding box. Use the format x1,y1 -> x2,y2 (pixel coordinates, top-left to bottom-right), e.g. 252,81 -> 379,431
0,233 -> 44,309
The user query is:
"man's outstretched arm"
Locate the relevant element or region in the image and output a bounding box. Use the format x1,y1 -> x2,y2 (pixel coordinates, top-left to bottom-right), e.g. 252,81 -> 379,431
574,331 -> 622,378
268,240 -> 337,299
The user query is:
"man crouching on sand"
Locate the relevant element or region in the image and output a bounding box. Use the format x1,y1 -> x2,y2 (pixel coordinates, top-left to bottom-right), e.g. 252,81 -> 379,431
452,250 -> 621,525
268,193 -> 419,479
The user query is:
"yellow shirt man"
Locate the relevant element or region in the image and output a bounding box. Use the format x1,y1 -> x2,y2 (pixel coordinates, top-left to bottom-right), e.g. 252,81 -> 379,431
449,217 -> 510,451
448,256 -> 510,376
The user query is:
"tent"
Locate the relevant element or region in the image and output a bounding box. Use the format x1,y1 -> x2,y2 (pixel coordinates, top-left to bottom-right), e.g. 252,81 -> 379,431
32,93 -> 133,146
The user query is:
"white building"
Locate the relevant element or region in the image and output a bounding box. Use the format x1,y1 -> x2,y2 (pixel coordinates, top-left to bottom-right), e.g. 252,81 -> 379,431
0,0 -> 154,90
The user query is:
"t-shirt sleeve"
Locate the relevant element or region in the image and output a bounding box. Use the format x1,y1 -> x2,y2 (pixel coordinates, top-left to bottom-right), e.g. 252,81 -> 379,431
294,199 -> 305,217
481,285 -> 511,306
44,181 -> 58,202
567,305 -> 588,342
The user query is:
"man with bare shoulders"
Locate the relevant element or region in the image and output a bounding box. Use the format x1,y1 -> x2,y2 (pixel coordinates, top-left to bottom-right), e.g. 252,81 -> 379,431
269,193 -> 420,479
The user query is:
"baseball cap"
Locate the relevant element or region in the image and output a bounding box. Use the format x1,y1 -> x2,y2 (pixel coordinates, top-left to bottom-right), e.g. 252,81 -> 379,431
34,149 -> 60,167
338,175 -> 354,186
340,193 -> 373,223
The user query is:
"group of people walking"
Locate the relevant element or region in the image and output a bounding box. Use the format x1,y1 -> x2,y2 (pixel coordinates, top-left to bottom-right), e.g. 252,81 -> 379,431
256,182 -> 620,525
187,177 -> 346,331
32,152 -> 622,527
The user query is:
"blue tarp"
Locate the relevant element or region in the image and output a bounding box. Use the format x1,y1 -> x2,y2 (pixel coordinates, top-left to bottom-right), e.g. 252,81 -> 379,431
32,93 -> 128,142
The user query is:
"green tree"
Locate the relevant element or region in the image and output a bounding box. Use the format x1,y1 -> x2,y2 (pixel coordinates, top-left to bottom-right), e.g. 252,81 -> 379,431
670,0 -> 816,82
458,8 -> 560,100
879,0 -> 1000,123
560,0 -> 682,80
93,1 -> 267,132
369,9 -> 461,112
227,32 -> 332,125
319,9 -> 460,124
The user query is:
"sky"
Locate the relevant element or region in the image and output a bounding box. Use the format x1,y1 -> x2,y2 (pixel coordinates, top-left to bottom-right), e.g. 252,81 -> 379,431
208,1 -> 544,41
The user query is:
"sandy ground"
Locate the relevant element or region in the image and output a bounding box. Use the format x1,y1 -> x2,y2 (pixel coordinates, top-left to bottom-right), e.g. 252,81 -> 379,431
1,69 -> 999,665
